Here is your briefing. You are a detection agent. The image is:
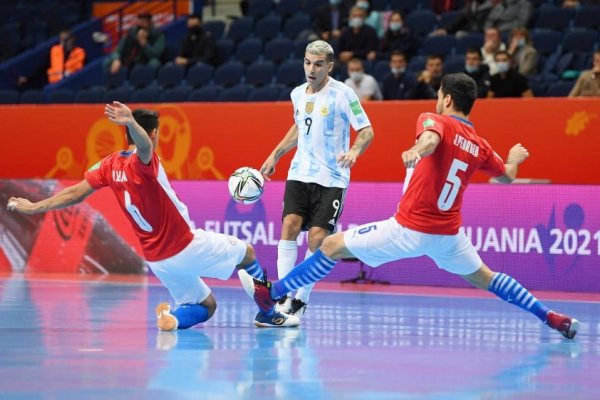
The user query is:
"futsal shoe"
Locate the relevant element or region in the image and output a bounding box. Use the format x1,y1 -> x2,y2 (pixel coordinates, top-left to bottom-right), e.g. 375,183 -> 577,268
155,302 -> 178,331
290,298 -> 307,317
254,310 -> 300,328
546,311 -> 579,339
238,269 -> 277,313
275,295 -> 292,314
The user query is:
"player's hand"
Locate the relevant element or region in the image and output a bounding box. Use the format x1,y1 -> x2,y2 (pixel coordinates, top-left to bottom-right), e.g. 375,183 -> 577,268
337,150 -> 359,168
6,197 -> 37,215
260,157 -> 277,181
105,101 -> 134,126
402,149 -> 421,168
507,143 -> 530,165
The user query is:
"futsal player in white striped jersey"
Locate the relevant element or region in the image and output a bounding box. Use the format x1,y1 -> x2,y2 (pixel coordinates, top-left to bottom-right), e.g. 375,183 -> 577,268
260,40 -> 374,325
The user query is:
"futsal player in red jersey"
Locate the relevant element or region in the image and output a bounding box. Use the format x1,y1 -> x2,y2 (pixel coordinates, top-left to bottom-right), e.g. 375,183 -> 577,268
6,102 -> 299,329
239,73 -> 579,339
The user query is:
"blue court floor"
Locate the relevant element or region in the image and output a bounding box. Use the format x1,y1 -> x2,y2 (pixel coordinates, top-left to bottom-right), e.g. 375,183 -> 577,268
0,273 -> 598,400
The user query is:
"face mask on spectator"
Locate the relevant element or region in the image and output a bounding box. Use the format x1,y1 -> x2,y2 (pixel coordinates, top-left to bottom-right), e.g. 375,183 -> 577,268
356,1 -> 369,9
349,17 -> 364,28
349,71 -> 364,82
329,0 -> 341,5
389,22 -> 403,32
496,62 -> 510,73
465,64 -> 478,73
391,67 -> 405,75
517,38 -> 526,48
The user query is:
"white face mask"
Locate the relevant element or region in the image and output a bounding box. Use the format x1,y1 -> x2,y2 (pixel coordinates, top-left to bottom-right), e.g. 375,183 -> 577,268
465,64 -> 478,74
349,71 -> 364,82
389,22 -> 402,32
349,17 -> 364,28
496,61 -> 510,73
356,1 -> 369,9
391,67 -> 405,75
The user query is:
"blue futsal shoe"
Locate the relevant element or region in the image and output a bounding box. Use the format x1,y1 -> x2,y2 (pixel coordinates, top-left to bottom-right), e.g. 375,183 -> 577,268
254,310 -> 300,328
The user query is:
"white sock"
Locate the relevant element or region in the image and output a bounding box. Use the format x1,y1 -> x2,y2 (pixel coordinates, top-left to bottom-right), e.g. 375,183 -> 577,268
277,240 -> 297,281
295,248 -> 315,303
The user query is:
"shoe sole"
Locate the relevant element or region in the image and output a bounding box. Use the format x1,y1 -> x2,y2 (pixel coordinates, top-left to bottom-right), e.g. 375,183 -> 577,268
254,321 -> 300,328
566,319 -> 580,339
237,270 -> 256,299
155,302 -> 178,331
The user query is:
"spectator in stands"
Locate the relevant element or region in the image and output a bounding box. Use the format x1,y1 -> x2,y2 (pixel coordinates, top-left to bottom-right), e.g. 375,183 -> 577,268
382,51 -> 416,100
344,57 -> 383,100
481,27 -> 505,75
175,14 -> 217,67
432,0 -> 461,14
47,30 -> 86,83
339,6 -> 379,63
484,0 -> 532,33
464,48 -> 491,98
488,50 -> 533,98
312,0 -> 353,42
407,54 -> 444,99
431,0 -> 493,38
569,50 -> 600,97
506,27 -> 537,77
104,13 -> 166,74
354,0 -> 384,38
379,11 -> 416,59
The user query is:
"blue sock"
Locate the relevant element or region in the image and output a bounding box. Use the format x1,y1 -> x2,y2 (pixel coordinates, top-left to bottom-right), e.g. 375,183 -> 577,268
271,250 -> 337,299
488,273 -> 549,323
244,260 -> 265,280
172,304 -> 210,329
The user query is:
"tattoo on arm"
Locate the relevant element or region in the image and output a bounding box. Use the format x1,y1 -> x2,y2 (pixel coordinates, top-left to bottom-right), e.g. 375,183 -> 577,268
274,148 -> 286,160
350,127 -> 374,155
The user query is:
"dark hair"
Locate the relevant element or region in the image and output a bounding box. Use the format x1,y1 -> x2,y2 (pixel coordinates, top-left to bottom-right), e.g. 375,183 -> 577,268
494,50 -> 510,60
188,14 -> 202,21
390,50 -> 406,60
126,109 -> 159,145
427,54 -> 444,63
440,73 -> 477,115
465,48 -> 482,58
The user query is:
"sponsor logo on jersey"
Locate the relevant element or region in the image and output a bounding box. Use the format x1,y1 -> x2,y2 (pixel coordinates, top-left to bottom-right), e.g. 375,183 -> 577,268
305,102 -> 314,114
349,100 -> 362,116
295,109 -> 299,116
423,118 -> 435,128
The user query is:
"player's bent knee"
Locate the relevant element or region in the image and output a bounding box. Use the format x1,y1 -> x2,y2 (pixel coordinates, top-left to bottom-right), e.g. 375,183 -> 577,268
202,294 -> 217,319
320,233 -> 345,260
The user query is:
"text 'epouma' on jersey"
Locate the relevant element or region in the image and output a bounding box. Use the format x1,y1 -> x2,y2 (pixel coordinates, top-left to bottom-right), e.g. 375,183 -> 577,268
289,78 -> 372,189
396,113 -> 506,235
85,151 -> 194,261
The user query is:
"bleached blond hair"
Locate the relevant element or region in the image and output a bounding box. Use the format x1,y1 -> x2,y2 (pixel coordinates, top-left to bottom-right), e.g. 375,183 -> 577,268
305,40 -> 334,63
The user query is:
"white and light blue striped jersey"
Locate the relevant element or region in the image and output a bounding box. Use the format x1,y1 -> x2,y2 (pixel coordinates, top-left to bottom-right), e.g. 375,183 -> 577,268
288,77 -> 371,188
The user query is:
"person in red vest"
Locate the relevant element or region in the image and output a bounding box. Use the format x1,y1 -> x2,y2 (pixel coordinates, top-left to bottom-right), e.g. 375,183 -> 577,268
47,30 -> 86,83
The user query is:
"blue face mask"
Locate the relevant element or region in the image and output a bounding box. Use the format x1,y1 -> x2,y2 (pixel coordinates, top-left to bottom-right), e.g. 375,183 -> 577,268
465,64 -> 478,74
389,22 -> 402,32
329,0 -> 340,5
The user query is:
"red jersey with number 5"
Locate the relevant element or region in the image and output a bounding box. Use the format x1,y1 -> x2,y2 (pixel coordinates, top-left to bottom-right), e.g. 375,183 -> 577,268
85,151 -> 194,261
395,113 -> 506,235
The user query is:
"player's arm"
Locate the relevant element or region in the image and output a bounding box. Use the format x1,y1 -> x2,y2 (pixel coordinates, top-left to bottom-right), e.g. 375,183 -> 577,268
104,101 -> 154,164
6,179 -> 95,215
337,125 -> 374,168
493,143 -> 530,183
260,124 -> 299,181
401,130 -> 441,168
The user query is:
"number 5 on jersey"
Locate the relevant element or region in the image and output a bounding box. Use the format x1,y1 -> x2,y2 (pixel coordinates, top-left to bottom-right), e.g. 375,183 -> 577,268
438,159 -> 468,211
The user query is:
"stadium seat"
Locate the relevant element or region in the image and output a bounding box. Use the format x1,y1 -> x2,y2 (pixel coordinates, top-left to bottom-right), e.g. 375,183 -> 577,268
455,33 -> 484,54
74,88 -> 106,104
247,0 -> 274,19
186,63 -> 215,88
254,15 -> 282,42
545,81 -> 575,97
47,89 -> 74,104
19,90 -> 45,104
130,87 -> 161,103
303,0 -> 328,16
264,37 -> 293,64
573,5 -> 600,30
218,85 -> 252,102
420,35 -> 456,56
561,30 -> 597,54
128,65 -> 157,88
293,40 -> 310,58
157,63 -> 186,88
215,38 -> 235,64
276,0 -> 301,19
528,80 -> 547,97
438,10 -> 463,30
214,61 -> 245,87
226,17 -> 254,42
373,60 -> 391,81
103,87 -> 134,103
407,55 -> 426,72
283,12 -> 311,40
188,85 -> 222,102
390,0 -> 420,14
203,20 -> 226,40
530,29 -> 562,56
246,61 -> 277,86
535,6 -> 573,30
248,85 -> 282,101
235,38 -> 264,65
370,0 -> 389,11
279,86 -> 293,100
0,89 -> 19,104
276,60 -> 305,87
105,67 -> 128,88
444,59 -> 464,74
405,10 -> 437,36
159,85 -> 192,102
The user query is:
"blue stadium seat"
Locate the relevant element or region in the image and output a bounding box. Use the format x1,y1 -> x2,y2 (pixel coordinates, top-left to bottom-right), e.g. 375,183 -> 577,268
254,15 -> 282,42
19,90 -> 45,104
74,88 -> 106,104
203,20 -> 226,40
188,85 -> 222,102
264,37 -> 293,64
216,38 -> 235,64
370,0 -> 389,11
226,17 -> 254,42
130,87 -> 161,103
276,0 -> 301,19
235,38 -> 264,65
561,30 -> 597,54
545,81 -> 575,97
390,0 -> 420,14
214,61 -> 245,87
104,87 -> 134,103
247,0 -> 274,19
159,85 -> 192,102
438,10 -> 463,30
246,61 -> 277,86
128,65 -> 157,88
186,63 -> 215,88
373,60 -> 391,81
420,35 -> 456,56
530,29 -> 562,56
218,84 -> 252,101
405,10 -> 437,36
279,86 -> 293,100
283,12 -> 311,40
407,55 -> 426,72
276,60 -> 305,87
303,0 -> 328,16
248,85 -> 282,101
47,89 -> 74,104
293,40 -> 310,58
444,59 -> 464,74
105,67 -> 128,88
455,33 -> 484,54
535,6 -> 573,30
0,89 -> 19,104
573,6 -> 600,30
528,80 -> 547,97
157,63 -> 186,88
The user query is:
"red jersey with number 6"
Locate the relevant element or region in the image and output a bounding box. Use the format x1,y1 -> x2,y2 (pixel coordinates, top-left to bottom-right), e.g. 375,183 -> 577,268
85,151 -> 194,261
395,113 -> 506,235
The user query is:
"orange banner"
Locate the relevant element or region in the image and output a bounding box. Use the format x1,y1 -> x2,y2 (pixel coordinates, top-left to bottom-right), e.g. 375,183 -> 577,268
0,99 -> 598,184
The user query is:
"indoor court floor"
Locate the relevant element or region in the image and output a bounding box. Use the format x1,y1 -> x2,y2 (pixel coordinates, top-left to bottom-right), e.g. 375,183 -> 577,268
0,273 -> 598,400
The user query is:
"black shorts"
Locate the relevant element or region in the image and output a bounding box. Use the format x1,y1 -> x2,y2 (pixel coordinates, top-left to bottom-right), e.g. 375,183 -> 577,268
282,180 -> 346,232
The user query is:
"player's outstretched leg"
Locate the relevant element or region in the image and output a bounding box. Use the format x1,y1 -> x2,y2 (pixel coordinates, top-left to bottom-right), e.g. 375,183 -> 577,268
275,240 -> 298,314
290,248 -> 315,319
155,302 -> 213,331
487,272 -> 579,339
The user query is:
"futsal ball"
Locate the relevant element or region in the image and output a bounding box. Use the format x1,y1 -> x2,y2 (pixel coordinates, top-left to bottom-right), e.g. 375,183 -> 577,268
228,167 -> 265,204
